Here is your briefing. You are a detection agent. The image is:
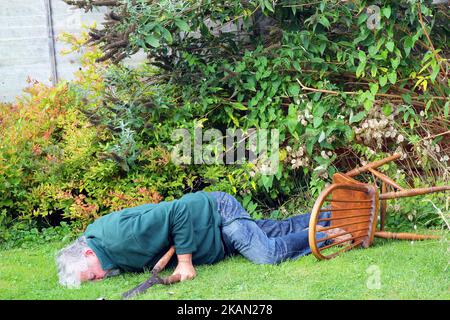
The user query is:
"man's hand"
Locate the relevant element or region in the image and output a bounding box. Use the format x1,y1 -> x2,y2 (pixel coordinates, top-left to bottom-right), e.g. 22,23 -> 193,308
172,253 -> 196,281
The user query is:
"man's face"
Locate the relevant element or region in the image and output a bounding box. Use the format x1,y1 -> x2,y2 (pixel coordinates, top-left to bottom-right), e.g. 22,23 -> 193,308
79,249 -> 109,282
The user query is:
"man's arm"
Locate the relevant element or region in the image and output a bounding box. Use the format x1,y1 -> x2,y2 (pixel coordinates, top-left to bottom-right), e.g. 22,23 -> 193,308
170,202 -> 197,254
172,253 -> 196,281
169,202 -> 197,281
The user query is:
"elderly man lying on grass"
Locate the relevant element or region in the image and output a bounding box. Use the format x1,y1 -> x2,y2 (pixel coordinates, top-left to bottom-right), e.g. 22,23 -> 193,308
56,191 -> 350,287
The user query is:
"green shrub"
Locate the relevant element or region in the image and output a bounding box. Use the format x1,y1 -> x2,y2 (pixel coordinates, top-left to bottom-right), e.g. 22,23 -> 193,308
0,1 -> 448,234
0,220 -> 73,250
62,0 -> 449,223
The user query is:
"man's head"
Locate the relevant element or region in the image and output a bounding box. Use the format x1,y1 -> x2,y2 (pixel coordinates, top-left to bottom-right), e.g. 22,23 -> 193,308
56,236 -> 109,288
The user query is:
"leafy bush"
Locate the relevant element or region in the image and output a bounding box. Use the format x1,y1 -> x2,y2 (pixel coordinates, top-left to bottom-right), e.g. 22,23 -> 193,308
0,0 -> 448,234
0,32 -> 255,233
0,219 -> 73,250
62,1 -> 449,220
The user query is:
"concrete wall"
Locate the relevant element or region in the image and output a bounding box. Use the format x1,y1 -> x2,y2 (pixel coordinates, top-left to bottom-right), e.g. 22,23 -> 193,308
0,0 -> 143,102
1,0 -> 48,102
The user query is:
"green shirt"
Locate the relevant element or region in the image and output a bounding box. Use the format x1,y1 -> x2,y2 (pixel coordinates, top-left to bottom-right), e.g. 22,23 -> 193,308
84,191 -> 224,272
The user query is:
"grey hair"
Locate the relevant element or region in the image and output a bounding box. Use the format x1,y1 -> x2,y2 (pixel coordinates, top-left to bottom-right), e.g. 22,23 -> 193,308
55,236 -> 90,288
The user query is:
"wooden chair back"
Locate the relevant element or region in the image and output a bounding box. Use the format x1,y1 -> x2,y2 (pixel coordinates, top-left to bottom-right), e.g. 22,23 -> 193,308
308,154 -> 449,260
308,174 -> 379,260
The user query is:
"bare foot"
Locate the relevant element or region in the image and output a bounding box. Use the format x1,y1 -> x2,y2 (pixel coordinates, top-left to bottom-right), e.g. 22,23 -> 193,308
317,225 -> 353,246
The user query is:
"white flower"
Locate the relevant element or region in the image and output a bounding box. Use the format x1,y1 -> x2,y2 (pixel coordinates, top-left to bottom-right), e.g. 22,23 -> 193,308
298,147 -> 304,156
435,144 -> 441,153
397,135 -> 404,143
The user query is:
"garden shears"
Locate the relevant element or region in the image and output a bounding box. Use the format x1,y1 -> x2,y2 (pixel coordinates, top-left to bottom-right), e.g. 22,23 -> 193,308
122,246 -> 181,299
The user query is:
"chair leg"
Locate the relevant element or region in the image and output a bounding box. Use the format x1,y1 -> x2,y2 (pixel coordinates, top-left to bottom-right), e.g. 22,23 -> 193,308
380,182 -> 387,231
374,231 -> 440,240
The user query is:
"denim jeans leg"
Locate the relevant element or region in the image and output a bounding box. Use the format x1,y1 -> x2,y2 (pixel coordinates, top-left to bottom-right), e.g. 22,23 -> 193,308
209,191 -> 330,264
254,211 -> 331,238
222,216 -> 330,264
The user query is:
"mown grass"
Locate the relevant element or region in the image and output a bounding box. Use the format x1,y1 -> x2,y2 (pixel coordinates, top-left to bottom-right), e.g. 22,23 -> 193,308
0,235 -> 448,300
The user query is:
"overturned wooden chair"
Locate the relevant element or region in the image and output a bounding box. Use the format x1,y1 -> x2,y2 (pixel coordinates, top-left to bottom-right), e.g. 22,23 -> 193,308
308,154 -> 450,260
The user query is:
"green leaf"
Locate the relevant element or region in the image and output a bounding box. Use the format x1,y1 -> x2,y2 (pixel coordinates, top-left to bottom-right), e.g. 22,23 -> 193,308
356,51 -> 367,78
371,65 -> 377,77
356,63 -> 365,78
288,84 -> 300,96
358,50 -> 367,64
386,41 -> 395,52
318,42 -> 326,56
387,25 -> 394,38
313,105 -> 326,118
382,104 -> 392,116
430,61 -> 440,82
261,175 -> 274,191
357,13 -> 368,26
368,46 -> 378,57
225,107 -> 239,127
286,115 -> 298,135
263,0 -> 275,12
379,75 -> 388,86
369,83 -> 379,95
364,99 -> 374,111
310,57 -> 324,63
145,35 -> 160,48
382,7 -> 391,19
232,102 -> 247,111
404,36 -> 414,49
306,138 -> 315,155
175,19 -> 190,32
313,117 -> 323,128
159,27 -> 173,44
353,30 -> 369,45
319,16 -> 331,29
387,71 -> 397,84
401,94 -> 412,105
404,39 -> 413,56
444,101 -> 449,118
391,57 -> 400,69
293,61 -> 302,72
349,111 -> 366,124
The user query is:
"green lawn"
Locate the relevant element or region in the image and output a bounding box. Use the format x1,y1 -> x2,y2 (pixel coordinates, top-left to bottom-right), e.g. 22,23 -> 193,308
0,236 -> 449,300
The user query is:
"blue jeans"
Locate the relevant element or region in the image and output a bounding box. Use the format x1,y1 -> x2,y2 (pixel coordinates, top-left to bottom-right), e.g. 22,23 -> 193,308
209,191 -> 331,264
